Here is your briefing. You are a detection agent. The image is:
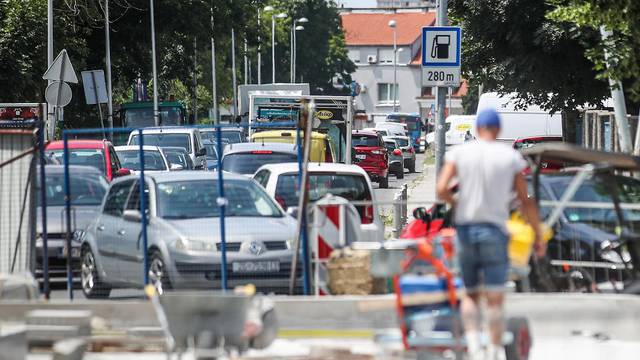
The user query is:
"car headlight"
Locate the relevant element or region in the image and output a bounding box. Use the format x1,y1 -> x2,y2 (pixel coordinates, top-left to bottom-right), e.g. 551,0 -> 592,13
173,238 -> 215,252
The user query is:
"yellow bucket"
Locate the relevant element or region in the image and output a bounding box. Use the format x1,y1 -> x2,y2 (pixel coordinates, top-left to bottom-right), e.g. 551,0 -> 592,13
507,213 -> 553,268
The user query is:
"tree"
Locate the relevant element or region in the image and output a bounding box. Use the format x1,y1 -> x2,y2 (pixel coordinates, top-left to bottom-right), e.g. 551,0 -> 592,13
450,0 -> 611,141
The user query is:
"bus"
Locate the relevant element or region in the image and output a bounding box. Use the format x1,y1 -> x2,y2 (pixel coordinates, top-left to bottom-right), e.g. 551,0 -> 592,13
385,113 -> 425,153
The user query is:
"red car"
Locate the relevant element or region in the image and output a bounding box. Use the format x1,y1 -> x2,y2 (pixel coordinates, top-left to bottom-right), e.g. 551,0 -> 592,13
352,130 -> 389,188
46,140 -> 130,182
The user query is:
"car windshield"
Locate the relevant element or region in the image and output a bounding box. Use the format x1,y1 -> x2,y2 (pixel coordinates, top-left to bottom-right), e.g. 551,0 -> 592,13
117,150 -> 167,171
203,143 -> 219,160
352,135 -> 379,147
38,172 -> 108,207
384,141 -> 396,152
222,152 -> 298,174
130,134 -> 191,152
393,138 -> 409,147
164,151 -> 190,169
47,149 -> 106,173
548,176 -> 640,223
157,180 -> 282,219
201,130 -> 243,144
275,173 -> 372,219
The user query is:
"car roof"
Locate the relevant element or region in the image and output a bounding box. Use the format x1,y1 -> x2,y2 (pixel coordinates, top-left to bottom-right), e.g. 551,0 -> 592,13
256,162 -> 369,177
114,170 -> 248,184
352,129 -> 378,136
132,127 -> 198,134
252,130 -> 328,139
390,135 -> 410,140
43,164 -> 103,175
115,145 -> 162,152
382,136 -> 398,143
222,142 -> 298,155
199,126 -> 243,132
47,140 -> 106,150
160,146 -> 188,152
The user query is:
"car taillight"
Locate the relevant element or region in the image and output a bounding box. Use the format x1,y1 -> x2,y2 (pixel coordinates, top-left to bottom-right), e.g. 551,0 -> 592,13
362,205 -> 374,224
393,149 -> 401,156
251,150 -> 273,154
408,147 -> 414,153
371,150 -> 384,155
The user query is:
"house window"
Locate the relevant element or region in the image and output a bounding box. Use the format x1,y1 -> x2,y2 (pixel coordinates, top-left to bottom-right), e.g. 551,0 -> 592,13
378,48 -> 394,64
378,83 -> 399,103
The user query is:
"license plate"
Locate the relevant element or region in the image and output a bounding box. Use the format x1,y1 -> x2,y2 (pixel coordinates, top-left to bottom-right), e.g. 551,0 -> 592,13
355,154 -> 367,160
232,261 -> 280,273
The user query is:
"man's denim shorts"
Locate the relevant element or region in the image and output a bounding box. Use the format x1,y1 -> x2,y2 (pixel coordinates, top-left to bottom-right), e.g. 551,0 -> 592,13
456,223 -> 509,292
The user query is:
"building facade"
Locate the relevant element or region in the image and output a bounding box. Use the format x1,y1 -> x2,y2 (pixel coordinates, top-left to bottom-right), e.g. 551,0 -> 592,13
340,9 -> 466,123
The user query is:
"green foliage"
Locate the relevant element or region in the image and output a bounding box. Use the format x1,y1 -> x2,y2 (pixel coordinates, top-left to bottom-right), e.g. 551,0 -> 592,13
449,0 -> 610,113
0,0 -> 354,128
547,0 -> 640,100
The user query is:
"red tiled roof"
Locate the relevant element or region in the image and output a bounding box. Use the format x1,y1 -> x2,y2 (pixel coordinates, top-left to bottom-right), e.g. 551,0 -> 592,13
341,12 -> 436,46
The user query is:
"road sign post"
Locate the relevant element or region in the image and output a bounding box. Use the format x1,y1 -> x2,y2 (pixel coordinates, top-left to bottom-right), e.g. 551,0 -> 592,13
422,20 -> 461,176
43,49 -> 78,137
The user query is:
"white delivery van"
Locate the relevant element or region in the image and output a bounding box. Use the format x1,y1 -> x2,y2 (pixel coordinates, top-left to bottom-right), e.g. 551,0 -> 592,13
375,121 -> 408,136
476,92 -> 563,142
445,115 -> 476,146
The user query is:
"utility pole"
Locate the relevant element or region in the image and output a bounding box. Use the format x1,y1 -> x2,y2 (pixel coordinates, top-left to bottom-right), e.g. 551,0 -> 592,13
193,36 -> 198,124
150,0 -> 159,126
105,0 -> 113,132
257,9 -> 262,85
434,0 -> 448,175
601,27 -> 632,153
231,28 -> 238,118
244,36 -> 248,85
211,2 -> 218,124
47,0 -> 54,137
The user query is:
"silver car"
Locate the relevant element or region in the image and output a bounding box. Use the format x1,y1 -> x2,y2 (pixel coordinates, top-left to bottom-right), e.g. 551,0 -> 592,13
36,165 -> 109,282
391,135 -> 416,173
79,171 -> 298,298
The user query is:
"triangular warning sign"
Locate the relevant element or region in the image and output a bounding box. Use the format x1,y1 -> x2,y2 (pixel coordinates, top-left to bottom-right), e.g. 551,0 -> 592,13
42,49 -> 78,83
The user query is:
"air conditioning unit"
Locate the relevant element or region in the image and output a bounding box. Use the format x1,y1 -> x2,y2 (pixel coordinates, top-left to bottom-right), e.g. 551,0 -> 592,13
367,55 -> 378,64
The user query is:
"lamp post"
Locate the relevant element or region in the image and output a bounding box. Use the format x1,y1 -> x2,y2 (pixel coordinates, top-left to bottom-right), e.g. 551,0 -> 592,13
388,19 -> 398,112
264,6 -> 287,83
150,0 -> 159,126
291,17 -> 308,83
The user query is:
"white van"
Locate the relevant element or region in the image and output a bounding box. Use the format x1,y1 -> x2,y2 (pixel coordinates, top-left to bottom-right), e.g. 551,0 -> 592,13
476,92 -> 563,142
445,115 -> 476,146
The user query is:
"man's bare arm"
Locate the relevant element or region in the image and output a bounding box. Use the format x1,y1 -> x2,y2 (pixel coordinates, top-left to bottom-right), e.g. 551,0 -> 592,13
436,162 -> 457,207
514,173 -> 546,258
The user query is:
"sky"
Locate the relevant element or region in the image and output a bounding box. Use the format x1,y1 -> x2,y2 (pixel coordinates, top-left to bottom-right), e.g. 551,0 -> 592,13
335,0 -> 378,8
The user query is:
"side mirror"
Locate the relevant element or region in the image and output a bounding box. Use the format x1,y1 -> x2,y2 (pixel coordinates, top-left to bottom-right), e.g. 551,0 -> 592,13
123,209 -> 142,222
115,168 -> 131,177
196,148 -> 207,157
286,206 -> 299,218
170,163 -> 184,171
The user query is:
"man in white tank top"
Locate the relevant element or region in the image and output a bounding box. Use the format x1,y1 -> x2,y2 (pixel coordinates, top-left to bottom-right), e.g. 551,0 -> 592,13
436,108 -> 545,360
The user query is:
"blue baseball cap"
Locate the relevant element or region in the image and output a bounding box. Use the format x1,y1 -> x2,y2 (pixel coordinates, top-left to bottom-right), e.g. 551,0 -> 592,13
476,108 -> 501,129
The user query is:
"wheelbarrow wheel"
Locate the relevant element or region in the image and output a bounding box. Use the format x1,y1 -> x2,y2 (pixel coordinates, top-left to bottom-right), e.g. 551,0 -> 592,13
505,317 -> 532,360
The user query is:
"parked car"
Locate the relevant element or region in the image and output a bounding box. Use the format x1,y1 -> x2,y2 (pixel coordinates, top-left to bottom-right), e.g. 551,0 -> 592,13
202,139 -> 220,170
374,121 -> 407,137
221,142 -> 298,175
513,136 -> 563,150
363,127 -> 389,136
199,126 -> 245,144
161,146 -> 194,170
391,135 -> 416,173
46,139 -> 130,181
351,130 -> 389,188
36,165 -> 108,282
78,171 -> 299,298
250,130 -> 335,163
127,127 -> 207,170
383,137 -> 405,179
115,145 -> 177,172
254,162 -> 384,242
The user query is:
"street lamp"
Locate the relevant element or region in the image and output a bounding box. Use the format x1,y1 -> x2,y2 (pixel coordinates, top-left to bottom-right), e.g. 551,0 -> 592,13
388,19 -> 398,112
291,17 -> 309,83
264,6 -> 288,83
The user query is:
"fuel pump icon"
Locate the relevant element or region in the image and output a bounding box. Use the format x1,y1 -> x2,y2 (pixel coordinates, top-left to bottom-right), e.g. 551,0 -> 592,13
431,35 -> 451,59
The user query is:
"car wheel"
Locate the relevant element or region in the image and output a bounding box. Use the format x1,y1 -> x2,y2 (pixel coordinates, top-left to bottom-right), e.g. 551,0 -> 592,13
379,175 -> 389,189
81,247 -> 111,299
409,161 -> 416,173
505,317 -> 532,360
148,251 -> 172,295
396,169 -> 404,179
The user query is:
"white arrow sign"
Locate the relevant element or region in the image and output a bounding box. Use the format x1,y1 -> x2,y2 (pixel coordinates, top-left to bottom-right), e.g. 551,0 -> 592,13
42,49 -> 78,83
